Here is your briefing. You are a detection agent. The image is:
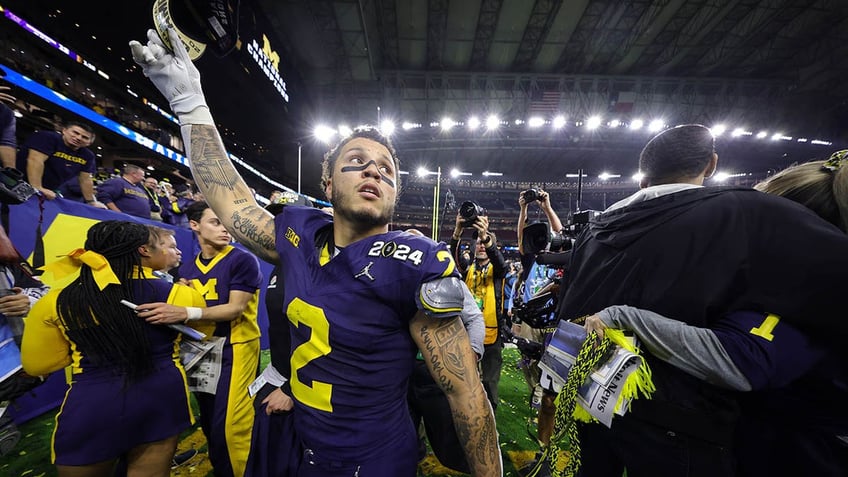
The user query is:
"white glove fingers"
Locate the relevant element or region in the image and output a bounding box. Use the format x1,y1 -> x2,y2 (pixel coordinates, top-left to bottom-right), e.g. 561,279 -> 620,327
148,41 -> 166,60
147,28 -> 166,49
167,28 -> 191,63
129,41 -> 150,65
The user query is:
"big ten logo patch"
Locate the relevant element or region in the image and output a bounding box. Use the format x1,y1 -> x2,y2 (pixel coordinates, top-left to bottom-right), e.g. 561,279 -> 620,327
285,227 -> 300,247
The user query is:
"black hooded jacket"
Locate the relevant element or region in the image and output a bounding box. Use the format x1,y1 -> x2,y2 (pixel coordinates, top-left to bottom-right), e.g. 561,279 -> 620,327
559,186 -> 848,441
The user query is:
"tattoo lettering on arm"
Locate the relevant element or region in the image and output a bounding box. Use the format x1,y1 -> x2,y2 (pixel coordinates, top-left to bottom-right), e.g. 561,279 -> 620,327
185,125 -> 279,263
414,314 -> 502,476
231,207 -> 278,263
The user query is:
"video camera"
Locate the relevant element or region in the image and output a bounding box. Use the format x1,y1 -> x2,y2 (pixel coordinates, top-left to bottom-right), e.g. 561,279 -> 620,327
512,281 -> 559,329
459,200 -> 486,227
0,168 -> 37,205
522,210 -> 599,255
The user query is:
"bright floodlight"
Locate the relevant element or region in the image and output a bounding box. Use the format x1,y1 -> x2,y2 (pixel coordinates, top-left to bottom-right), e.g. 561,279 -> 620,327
380,120 -> 395,136
771,133 -> 782,141
528,117 -> 545,128
648,119 -> 664,132
632,172 -> 644,182
552,115 -> 566,129
468,116 -> 481,130
586,116 -> 602,130
402,121 -> 416,130
609,119 -> 621,128
417,167 -> 429,177
711,124 -> 727,136
630,119 -> 644,130
338,124 -> 353,138
756,131 -> 768,139
731,128 -> 745,137
486,115 -> 500,130
314,125 -> 336,144
441,117 -> 456,131
713,171 -> 730,182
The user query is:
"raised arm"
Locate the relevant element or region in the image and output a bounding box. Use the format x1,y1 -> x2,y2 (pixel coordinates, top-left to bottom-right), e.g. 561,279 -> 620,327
538,189 -> 563,232
130,28 -> 278,263
410,311 -> 502,476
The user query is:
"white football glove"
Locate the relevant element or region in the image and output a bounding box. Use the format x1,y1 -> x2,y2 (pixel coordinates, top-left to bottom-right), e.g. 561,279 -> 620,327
129,28 -> 212,124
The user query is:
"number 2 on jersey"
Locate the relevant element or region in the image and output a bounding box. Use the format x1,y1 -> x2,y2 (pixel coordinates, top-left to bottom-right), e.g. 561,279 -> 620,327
288,297 -> 333,412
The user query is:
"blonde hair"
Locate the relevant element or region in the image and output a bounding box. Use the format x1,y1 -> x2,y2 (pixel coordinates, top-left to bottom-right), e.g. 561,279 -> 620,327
755,159 -> 848,232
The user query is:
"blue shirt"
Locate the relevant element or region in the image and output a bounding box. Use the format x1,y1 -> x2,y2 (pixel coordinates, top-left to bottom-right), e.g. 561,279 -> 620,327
17,131 -> 96,190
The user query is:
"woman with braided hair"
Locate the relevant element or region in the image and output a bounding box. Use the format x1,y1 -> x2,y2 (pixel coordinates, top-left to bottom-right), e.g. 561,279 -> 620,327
21,220 -> 205,477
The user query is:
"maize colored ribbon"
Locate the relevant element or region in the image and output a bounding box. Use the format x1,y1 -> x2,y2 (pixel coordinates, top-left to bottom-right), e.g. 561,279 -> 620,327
528,328 -> 655,477
523,331 -> 611,477
39,248 -> 121,290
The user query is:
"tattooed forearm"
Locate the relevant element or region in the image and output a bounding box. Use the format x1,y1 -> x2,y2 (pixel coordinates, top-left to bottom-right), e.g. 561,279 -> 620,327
183,124 -> 279,264
231,208 -> 277,260
412,313 -> 502,476
189,125 -> 241,190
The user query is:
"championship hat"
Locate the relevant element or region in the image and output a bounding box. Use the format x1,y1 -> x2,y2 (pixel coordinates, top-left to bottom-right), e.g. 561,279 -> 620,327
152,0 -> 239,60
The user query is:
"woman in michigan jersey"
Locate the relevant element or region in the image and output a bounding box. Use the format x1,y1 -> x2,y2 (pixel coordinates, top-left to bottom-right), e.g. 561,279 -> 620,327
21,220 -> 205,476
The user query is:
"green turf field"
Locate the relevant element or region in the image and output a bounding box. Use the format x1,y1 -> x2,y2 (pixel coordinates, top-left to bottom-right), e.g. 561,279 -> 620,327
1,347 -> 545,476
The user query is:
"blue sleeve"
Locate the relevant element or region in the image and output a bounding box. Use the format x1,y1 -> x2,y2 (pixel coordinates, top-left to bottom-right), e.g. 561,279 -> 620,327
712,311 -> 826,390
227,249 -> 263,293
82,149 -> 96,174
23,131 -> 58,156
95,178 -> 122,203
0,105 -> 15,147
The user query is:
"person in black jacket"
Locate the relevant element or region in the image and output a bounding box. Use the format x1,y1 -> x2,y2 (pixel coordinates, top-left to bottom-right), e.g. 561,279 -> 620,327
558,124 -> 848,477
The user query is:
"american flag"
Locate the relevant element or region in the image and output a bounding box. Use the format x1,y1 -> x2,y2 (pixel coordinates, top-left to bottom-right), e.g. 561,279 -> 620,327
528,91 -> 561,115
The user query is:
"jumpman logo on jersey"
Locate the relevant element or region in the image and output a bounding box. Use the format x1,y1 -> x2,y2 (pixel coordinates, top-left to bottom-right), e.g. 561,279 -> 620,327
355,261 -> 376,281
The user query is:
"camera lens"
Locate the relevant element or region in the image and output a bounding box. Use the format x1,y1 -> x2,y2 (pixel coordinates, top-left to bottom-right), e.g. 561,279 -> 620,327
523,189 -> 537,202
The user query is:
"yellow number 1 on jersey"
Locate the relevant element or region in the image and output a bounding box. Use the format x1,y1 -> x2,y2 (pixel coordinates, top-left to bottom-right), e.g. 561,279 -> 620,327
288,297 -> 333,412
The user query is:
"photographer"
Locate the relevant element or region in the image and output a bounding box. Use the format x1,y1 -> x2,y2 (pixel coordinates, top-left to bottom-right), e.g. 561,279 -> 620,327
450,210 -> 506,412
513,188 -> 563,452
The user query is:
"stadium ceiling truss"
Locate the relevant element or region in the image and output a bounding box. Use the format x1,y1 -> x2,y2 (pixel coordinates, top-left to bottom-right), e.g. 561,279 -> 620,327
259,0 -> 847,181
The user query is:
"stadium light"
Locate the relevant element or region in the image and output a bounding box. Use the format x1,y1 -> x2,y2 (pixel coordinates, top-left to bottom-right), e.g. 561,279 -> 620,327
486,115 -> 500,131
552,115 -> 566,129
467,116 -> 481,130
380,119 -> 395,136
648,119 -> 664,132
630,119 -> 644,130
632,172 -> 644,182
711,124 -> 727,136
314,125 -> 336,144
586,116 -> 602,130
441,117 -> 456,131
338,124 -> 353,138
528,117 -> 545,128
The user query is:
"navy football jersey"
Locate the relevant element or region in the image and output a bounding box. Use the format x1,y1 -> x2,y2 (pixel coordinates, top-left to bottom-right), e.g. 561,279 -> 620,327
275,207 -> 459,461
179,245 -> 263,344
